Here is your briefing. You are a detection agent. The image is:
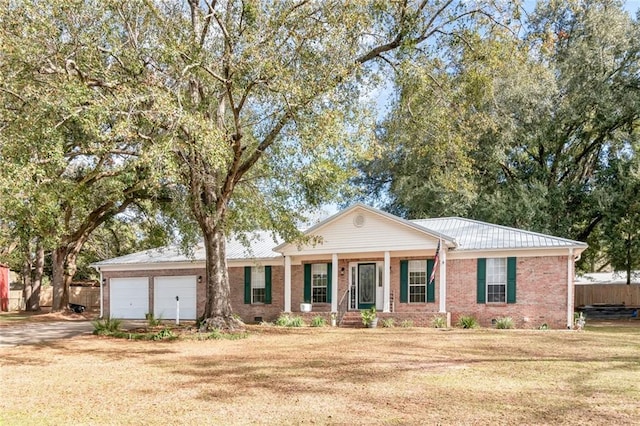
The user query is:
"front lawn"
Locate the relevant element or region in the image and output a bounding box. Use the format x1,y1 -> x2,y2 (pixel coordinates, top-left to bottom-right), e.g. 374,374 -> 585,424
1,324 -> 639,424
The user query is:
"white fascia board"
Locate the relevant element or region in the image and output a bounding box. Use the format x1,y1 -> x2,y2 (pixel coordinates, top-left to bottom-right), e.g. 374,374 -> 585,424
283,244 -> 443,257
95,257 -> 284,272
447,246 -> 587,260
227,257 -> 284,267
95,261 -> 206,272
274,203 -> 457,253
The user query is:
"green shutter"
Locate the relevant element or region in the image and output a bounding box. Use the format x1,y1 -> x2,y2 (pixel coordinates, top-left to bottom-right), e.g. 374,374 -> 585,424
477,258 -> 486,304
265,266 -> 272,304
427,259 -> 435,303
507,257 -> 516,304
326,263 -> 332,304
304,264 -> 311,303
400,260 -> 408,303
244,266 -> 251,304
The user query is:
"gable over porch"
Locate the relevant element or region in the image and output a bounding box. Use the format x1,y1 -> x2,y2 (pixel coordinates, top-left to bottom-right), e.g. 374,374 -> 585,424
274,204 -> 456,315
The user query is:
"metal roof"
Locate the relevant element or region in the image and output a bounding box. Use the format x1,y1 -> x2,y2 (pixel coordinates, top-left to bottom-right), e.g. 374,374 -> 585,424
411,217 -> 587,251
93,208 -> 587,267
92,231 -> 281,267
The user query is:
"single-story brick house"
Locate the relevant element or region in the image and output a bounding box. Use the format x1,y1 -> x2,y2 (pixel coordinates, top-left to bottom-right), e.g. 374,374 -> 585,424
92,203 -> 588,328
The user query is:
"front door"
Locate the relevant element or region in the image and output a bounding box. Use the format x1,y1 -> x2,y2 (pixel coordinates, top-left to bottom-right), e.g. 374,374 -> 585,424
358,263 -> 376,309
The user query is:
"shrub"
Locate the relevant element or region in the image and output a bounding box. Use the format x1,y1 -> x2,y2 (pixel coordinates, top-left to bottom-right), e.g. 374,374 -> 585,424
151,328 -> 176,341
495,317 -> 514,329
288,316 -> 305,327
145,313 -> 162,327
400,319 -> 414,328
381,318 -> 395,328
310,316 -> 327,327
275,314 -> 291,327
275,314 -> 305,327
92,317 -> 122,335
457,315 -> 479,329
360,307 -> 377,327
431,316 -> 447,328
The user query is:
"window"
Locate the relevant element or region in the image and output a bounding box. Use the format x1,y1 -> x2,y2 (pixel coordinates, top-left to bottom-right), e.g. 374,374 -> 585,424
486,258 -> 506,303
312,263 -> 328,303
408,260 -> 426,303
252,266 -> 266,304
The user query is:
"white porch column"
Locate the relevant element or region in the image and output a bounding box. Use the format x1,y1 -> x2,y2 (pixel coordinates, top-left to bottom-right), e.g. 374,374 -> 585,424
567,248 -> 574,329
438,244 -> 447,313
331,253 -> 339,312
284,256 -> 292,313
383,251 -> 391,312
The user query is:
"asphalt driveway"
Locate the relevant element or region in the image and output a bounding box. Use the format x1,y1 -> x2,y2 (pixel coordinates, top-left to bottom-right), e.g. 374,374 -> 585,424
0,321 -> 94,348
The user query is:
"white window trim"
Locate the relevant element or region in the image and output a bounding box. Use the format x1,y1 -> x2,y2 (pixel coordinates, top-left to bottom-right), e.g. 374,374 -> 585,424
408,260 -> 427,304
251,266 -> 266,304
486,258 -> 507,304
311,263 -> 328,304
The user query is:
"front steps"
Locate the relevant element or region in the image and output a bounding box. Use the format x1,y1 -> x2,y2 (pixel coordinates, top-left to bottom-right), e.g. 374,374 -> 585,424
340,311 -> 364,328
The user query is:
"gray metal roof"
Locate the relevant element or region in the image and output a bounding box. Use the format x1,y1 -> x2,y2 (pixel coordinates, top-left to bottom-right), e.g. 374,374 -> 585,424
93,208 -> 587,267
92,231 -> 281,267
411,217 -> 587,251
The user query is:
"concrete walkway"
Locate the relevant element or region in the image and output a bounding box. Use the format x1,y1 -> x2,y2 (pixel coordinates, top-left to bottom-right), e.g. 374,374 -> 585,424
0,321 -> 94,348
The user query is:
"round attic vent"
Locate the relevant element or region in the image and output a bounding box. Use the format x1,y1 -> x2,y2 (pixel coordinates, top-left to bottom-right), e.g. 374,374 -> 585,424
353,214 -> 365,228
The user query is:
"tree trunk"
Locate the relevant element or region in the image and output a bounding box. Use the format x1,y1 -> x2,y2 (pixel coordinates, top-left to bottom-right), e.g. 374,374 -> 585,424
22,256 -> 33,312
51,247 -> 69,311
27,243 -> 44,311
200,225 -> 244,331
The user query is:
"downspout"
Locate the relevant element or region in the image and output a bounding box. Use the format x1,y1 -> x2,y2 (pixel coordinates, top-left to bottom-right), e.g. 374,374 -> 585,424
438,240 -> 446,313
567,248 -> 574,329
98,268 -> 103,319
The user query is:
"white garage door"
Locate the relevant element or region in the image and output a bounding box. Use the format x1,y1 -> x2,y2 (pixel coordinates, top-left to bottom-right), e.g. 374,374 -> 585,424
154,276 -> 197,320
110,278 -> 149,319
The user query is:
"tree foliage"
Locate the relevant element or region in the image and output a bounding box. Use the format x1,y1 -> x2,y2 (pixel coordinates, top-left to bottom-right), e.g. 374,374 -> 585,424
355,0 -> 640,272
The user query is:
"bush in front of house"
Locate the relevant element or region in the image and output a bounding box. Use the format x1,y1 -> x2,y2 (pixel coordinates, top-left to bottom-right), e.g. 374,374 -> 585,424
495,317 -> 515,329
92,317 -> 122,335
400,319 -> 414,328
456,315 -> 479,329
431,316 -> 447,328
275,314 -> 306,327
381,318 -> 395,328
310,316 -> 327,327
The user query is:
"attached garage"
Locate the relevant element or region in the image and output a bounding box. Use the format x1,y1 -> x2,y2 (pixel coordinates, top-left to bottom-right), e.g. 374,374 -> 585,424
110,277 -> 149,319
154,276 -> 197,320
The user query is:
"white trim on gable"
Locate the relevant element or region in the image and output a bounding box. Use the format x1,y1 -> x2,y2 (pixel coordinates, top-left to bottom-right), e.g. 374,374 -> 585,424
275,203 -> 457,256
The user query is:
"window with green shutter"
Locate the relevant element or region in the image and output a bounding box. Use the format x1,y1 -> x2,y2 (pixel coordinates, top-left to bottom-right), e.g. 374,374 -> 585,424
303,264 -> 311,303
244,266 -> 272,304
400,260 -> 408,303
477,258 -> 486,304
307,263 -> 331,304
477,257 -> 517,304
400,259 -> 434,304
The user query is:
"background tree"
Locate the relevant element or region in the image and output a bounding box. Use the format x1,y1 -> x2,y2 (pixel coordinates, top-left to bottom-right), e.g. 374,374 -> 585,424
354,0 -> 640,273
0,1 -> 166,310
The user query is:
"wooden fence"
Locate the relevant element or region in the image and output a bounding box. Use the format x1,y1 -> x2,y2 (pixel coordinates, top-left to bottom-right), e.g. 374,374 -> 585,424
575,284 -> 640,307
8,287 -> 100,311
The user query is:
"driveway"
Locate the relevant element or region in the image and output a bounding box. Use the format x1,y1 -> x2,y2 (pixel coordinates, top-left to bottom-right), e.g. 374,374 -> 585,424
0,321 -> 94,348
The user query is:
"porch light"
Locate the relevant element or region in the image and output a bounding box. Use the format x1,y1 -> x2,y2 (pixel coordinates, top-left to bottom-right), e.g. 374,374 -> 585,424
198,276 -> 202,284
340,267 -> 345,276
